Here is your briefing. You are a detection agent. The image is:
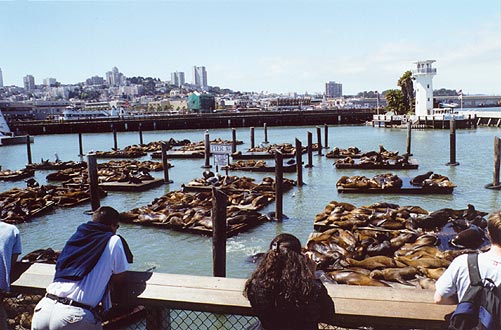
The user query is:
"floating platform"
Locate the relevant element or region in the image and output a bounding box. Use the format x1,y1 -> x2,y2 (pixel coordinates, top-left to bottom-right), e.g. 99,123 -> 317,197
99,178 -> 164,192
0,135 -> 34,146
151,150 -> 204,159
335,159 -> 419,170
337,177 -> 454,194
94,151 -> 147,159
27,161 -> 86,171
231,151 -> 295,160
0,169 -> 35,181
224,162 -> 297,173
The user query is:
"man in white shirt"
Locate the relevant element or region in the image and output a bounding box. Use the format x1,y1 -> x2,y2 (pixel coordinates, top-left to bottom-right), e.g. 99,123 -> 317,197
31,206 -> 132,330
434,211 -> 501,304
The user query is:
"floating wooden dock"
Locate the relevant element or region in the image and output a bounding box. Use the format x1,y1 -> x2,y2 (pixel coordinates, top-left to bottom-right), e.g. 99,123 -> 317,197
0,169 -> 35,181
337,177 -> 454,194
335,159 -> 419,170
231,151 -> 295,160
224,162 -> 297,173
99,178 -> 164,192
26,161 -> 87,171
151,150 -> 204,159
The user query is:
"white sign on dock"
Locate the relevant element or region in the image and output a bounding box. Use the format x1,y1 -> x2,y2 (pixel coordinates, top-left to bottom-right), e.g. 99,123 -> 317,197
214,154 -> 228,167
210,143 -> 232,154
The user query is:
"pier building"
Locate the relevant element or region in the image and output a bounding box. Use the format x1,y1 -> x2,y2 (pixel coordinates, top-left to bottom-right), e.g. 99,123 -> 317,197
412,60 -> 436,116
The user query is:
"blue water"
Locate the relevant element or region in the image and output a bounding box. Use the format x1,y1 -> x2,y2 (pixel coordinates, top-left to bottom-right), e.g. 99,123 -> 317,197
0,124 -> 500,278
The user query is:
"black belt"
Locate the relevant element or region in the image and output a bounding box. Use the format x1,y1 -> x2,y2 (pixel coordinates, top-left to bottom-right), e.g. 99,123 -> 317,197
45,293 -> 94,311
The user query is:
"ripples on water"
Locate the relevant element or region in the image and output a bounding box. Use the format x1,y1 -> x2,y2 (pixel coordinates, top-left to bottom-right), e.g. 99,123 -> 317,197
0,124 -> 500,278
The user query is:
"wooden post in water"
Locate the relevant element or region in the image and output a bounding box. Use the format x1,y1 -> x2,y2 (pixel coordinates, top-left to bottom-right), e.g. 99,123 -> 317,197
231,128 -> 237,154
406,122 -> 412,156
87,153 -> 100,211
316,126 -> 323,156
139,123 -> 144,145
250,127 -> 255,149
486,137 -> 501,190
212,187 -> 227,277
26,135 -> 32,165
113,129 -> 118,150
203,130 -> 211,168
263,123 -> 268,143
446,119 -> 459,166
275,150 -> 284,221
295,138 -> 303,186
305,131 -> 313,168
78,133 -> 84,157
161,141 -> 173,184
324,124 -> 329,149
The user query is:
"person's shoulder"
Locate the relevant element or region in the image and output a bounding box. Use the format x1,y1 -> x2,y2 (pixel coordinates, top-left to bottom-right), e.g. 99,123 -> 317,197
0,221 -> 19,233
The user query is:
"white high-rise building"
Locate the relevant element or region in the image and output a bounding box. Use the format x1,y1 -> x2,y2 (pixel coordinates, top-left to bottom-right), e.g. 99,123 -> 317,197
192,66 -> 207,90
23,74 -> 36,91
412,60 -> 436,116
171,71 -> 185,87
0,68 -> 3,87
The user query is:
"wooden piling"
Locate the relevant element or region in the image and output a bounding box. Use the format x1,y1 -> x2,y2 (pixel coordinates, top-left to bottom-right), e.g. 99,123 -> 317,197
212,187 -> 227,277
486,137 -> 501,190
26,135 -> 32,165
305,131 -> 313,168
324,124 -> 329,149
78,133 -> 84,157
275,151 -> 284,221
87,153 -> 100,211
264,123 -> 268,143
231,128 -> 237,154
113,129 -> 118,150
406,122 -> 412,156
316,126 -> 323,156
295,138 -> 303,186
203,130 -> 211,168
139,123 -> 144,145
250,127 -> 255,149
161,142 -> 173,184
446,119 -> 459,166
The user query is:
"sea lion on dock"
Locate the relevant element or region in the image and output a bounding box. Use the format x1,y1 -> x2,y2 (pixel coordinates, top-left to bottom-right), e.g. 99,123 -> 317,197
449,225 -> 486,249
410,171 -> 433,186
417,266 -> 446,280
328,270 -> 390,287
395,256 -> 450,269
346,256 -> 405,270
370,266 -> 417,285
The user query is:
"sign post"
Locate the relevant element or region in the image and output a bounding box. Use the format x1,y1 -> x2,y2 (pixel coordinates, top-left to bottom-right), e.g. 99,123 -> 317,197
210,143 -> 232,175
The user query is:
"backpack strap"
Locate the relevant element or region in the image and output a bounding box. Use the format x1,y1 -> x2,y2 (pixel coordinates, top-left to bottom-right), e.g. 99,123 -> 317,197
467,253 -> 482,286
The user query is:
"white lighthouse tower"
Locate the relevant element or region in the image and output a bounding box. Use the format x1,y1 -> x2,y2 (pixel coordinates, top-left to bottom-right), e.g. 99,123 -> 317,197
412,60 -> 436,117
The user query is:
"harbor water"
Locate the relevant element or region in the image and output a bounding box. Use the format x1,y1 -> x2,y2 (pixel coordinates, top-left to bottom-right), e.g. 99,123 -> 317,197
1,123 -> 500,279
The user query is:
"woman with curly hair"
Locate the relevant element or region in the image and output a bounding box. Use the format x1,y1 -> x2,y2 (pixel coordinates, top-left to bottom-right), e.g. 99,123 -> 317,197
243,233 -> 336,330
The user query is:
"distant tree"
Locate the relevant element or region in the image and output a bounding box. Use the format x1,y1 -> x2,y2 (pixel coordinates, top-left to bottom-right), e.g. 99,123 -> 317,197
434,88 -> 459,96
385,89 -> 405,114
398,70 -> 414,114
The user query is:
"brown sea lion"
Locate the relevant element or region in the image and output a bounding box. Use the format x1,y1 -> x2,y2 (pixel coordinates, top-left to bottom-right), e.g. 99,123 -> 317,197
346,256 -> 405,270
417,276 -> 436,290
395,256 -> 450,269
328,270 -> 390,287
370,266 -> 418,285
410,171 -> 433,186
417,266 -> 446,280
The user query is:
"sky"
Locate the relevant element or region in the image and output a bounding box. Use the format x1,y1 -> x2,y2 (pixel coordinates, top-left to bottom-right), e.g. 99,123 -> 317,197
0,0 -> 500,95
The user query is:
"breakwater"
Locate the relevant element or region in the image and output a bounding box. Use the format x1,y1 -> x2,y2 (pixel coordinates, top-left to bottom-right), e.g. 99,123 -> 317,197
10,109 -> 375,135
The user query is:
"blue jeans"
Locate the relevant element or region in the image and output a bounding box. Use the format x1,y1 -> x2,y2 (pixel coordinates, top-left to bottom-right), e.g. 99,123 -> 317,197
31,297 -> 101,330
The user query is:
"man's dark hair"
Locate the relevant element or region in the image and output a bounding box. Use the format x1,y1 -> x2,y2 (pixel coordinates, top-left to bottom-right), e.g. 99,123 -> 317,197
92,206 -> 120,226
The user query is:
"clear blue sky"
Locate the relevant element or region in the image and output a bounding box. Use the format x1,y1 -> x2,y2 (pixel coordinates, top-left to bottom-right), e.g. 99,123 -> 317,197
1,0 -> 499,95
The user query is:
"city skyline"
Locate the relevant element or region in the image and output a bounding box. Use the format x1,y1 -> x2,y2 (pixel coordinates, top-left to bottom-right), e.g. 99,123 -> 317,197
0,0 -> 499,95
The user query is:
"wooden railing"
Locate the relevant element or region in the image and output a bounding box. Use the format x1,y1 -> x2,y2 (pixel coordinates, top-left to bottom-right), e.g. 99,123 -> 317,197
11,263 -> 454,329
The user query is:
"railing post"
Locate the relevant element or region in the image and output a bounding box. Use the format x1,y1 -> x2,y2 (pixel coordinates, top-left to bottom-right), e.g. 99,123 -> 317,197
295,138 -> 303,186
161,141 -> 173,184
212,187 -> 227,277
26,135 -> 32,165
87,153 -> 100,211
274,150 -> 283,221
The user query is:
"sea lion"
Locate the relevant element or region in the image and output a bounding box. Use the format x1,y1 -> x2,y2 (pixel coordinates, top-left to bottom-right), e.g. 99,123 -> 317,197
410,171 -> 433,186
449,225 -> 486,249
417,266 -> 446,280
346,256 -> 405,270
370,266 -> 418,285
413,209 -> 454,230
328,270 -> 390,287
417,276 -> 436,290
395,256 -> 450,269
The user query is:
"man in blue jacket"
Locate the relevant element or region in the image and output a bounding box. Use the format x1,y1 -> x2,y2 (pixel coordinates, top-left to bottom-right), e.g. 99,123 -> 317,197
31,206 -> 133,330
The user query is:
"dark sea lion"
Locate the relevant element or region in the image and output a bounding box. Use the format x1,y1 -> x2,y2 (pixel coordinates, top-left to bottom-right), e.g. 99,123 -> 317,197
395,256 -> 450,269
450,225 -> 485,249
370,266 -> 417,285
413,208 -> 454,230
410,171 -> 433,186
328,270 -> 390,287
